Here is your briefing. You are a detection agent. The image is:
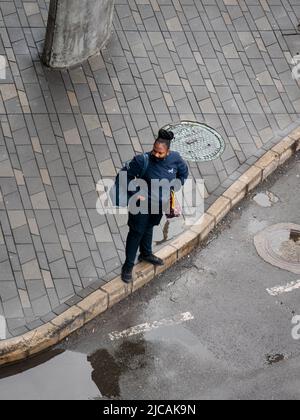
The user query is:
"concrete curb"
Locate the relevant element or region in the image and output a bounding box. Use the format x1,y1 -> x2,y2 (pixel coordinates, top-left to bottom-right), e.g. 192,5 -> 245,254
0,130 -> 299,366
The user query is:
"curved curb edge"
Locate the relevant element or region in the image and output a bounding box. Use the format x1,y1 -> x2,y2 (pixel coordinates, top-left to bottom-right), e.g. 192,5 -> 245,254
0,129 -> 299,366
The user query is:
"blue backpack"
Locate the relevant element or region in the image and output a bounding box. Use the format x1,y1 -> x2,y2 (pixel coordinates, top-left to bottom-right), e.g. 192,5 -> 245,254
110,153 -> 149,207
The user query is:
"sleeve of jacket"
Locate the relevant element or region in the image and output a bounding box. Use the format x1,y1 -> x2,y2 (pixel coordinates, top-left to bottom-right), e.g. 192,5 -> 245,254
126,155 -> 144,181
176,155 -> 189,189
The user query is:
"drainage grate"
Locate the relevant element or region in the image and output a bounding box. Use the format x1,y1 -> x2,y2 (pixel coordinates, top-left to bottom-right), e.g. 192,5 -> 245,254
254,223 -> 300,274
163,121 -> 225,162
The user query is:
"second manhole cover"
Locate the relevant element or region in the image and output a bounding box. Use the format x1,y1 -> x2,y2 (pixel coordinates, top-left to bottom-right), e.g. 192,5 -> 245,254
164,121 -> 225,162
254,223 -> 300,274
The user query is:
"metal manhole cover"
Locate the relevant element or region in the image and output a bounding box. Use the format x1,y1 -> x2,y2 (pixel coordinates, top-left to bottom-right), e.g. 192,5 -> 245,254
254,223 -> 300,274
164,121 -> 225,162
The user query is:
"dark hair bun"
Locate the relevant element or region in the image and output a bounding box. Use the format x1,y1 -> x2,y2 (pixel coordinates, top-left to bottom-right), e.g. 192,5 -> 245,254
158,129 -> 174,141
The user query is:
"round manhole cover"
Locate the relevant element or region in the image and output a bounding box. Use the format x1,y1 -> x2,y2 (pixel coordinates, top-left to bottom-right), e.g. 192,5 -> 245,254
164,121 -> 225,162
254,223 -> 300,274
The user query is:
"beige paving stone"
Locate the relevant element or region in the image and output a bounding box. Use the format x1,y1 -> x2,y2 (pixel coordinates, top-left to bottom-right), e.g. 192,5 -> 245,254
87,77 -> 98,92
22,259 -> 41,280
83,115 -> 101,131
191,213 -> 216,242
101,277 -> 132,307
254,151 -> 279,180
31,137 -> 42,154
76,290 -> 108,323
272,136 -> 295,165
1,121 -> 12,138
170,230 -> 199,260
31,191 -> 50,210
24,2 -> 40,16
132,262 -> 155,292
50,306 -> 85,342
166,17 -> 183,31
223,180 -> 247,207
67,91 -> 79,107
102,122 -> 112,138
8,210 -> 27,229
19,289 -> 31,309
0,84 -> 18,101
40,169 -> 52,186
59,234 -> 71,252
155,244 -> 178,275
64,128 -> 82,145
28,218 -> 40,236
239,166 -> 263,192
14,170 -> 25,186
207,196 -> 232,225
18,91 -> 29,107
42,270 -> 54,289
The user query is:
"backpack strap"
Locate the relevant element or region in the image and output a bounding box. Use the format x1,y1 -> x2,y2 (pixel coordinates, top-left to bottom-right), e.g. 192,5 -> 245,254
139,153 -> 149,178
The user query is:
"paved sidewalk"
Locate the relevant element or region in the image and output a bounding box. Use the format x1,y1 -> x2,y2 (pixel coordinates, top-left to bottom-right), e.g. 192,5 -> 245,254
0,0 -> 299,338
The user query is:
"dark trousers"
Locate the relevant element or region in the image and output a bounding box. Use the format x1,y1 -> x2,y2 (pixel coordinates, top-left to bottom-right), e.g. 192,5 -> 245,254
124,212 -> 163,269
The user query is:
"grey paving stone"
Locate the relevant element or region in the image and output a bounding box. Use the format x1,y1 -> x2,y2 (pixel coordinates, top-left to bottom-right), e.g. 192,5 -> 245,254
64,295 -> 82,307
40,224 -> 60,244
3,297 -> 24,318
76,287 -> 95,299
53,278 -> 74,300
77,257 -> 98,278
49,258 -> 69,279
10,325 -> 29,337
52,303 -> 70,316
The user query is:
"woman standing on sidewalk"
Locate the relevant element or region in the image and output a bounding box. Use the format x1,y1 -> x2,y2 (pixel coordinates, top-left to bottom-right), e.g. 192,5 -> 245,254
121,129 -> 189,283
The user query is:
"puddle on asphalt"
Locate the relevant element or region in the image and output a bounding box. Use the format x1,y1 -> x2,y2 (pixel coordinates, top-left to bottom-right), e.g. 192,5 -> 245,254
0,349 -> 65,381
253,191 -> 279,208
0,324 -> 224,400
0,349 -> 99,400
88,340 -> 147,399
0,339 -> 149,400
87,325 -> 214,400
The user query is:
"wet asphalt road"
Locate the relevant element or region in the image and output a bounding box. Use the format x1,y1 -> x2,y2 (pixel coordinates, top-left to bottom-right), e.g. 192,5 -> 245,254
0,153 -> 300,400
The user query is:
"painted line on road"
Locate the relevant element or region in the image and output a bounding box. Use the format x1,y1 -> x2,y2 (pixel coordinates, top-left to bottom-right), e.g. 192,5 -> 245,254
267,280 -> 300,297
109,312 -> 194,341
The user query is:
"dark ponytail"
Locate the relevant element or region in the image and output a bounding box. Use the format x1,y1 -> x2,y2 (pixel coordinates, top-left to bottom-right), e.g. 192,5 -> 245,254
155,129 -> 175,149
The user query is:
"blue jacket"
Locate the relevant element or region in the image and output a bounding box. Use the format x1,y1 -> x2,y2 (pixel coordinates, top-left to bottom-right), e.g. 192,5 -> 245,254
127,151 -> 189,207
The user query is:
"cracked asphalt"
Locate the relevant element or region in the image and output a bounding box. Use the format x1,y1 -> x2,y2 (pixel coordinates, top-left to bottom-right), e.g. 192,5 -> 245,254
0,153 -> 300,400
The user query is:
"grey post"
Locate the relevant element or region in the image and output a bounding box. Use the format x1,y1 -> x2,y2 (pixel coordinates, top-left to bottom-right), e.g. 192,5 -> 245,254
42,0 -> 115,69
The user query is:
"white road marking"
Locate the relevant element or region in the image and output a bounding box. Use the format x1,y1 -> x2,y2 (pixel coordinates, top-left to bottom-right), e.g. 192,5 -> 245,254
109,312 -> 194,341
267,280 -> 300,297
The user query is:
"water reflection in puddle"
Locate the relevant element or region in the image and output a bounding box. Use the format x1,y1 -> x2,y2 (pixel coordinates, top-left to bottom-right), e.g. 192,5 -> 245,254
0,349 -> 99,400
88,340 -> 147,400
0,324 -> 205,400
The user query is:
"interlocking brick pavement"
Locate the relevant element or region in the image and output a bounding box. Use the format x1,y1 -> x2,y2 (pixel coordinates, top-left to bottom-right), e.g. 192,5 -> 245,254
0,0 -> 299,337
